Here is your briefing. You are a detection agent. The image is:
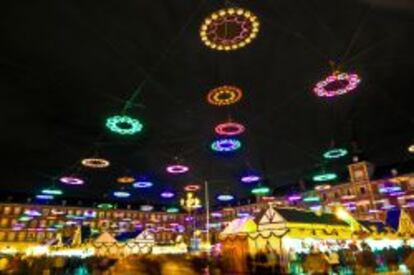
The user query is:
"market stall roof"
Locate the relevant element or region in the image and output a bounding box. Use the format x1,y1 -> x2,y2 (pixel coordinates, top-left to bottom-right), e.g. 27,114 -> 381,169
358,220 -> 395,233
94,232 -> 117,243
385,209 -> 414,235
221,217 -> 257,235
275,208 -> 349,226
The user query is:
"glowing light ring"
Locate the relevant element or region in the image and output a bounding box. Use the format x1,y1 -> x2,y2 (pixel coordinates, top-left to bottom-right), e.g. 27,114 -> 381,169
60,176 -> 84,185
313,172 -> 337,182
161,191 -> 175,199
140,205 -> 154,212
113,191 -> 131,198
106,115 -> 143,135
251,186 -> 270,195
287,195 -> 302,202
211,138 -> 241,152
81,158 -> 110,168
117,176 -> 135,184
97,203 -> 113,210
314,184 -> 331,191
241,175 -> 261,183
166,165 -> 189,174
42,189 -> 63,195
216,194 -> 235,202
323,148 -> 348,159
313,72 -> 361,97
215,122 -> 245,136
207,85 -> 242,106
184,184 -> 201,192
200,8 -> 260,51
36,194 -> 54,200
133,181 -> 153,188
166,207 -> 179,213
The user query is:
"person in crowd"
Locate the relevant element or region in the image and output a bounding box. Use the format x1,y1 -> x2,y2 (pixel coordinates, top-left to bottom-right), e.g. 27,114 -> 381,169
356,243 -> 377,275
302,247 -> 329,275
384,246 -> 399,272
327,250 -> 340,274
0,256 -> 9,273
405,249 -> 414,275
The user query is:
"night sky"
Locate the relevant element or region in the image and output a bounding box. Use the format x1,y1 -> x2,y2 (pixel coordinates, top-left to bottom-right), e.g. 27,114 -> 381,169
1,0 -> 413,207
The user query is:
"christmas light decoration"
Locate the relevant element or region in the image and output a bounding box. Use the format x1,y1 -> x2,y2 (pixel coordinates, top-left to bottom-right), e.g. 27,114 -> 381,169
314,184 -> 331,191
184,184 -> 201,192
81,158 -> 110,168
408,145 -> 414,153
180,192 -> 202,211
207,85 -> 243,106
211,212 -> 223,218
251,186 -> 270,195
166,164 -> 189,174
303,196 -> 320,203
60,176 -> 84,185
160,191 -> 175,199
215,122 -> 245,136
323,148 -> 348,159
313,71 -> 361,98
97,203 -> 113,210
312,172 -> 337,182
18,216 -> 32,222
105,115 -> 143,135
200,8 -> 259,51
287,194 -> 302,202
36,194 -> 54,200
41,189 -> 63,196
117,176 -> 135,184
216,194 -> 235,202
113,191 -> 131,198
241,174 -> 261,183
211,138 -> 241,152
132,181 -> 153,188
166,207 -> 179,213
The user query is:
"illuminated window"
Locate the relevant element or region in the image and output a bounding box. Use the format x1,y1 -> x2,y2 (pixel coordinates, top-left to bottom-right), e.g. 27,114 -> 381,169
7,232 -> 16,242
13,207 -> 22,215
3,207 -> 11,215
0,218 -> 9,228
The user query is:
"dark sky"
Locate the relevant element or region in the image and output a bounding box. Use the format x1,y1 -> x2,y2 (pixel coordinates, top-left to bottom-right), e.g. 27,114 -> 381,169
0,0 -> 413,207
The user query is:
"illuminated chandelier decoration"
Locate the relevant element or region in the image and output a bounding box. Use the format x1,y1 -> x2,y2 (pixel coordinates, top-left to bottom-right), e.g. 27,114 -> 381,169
60,176 -> 84,185
117,176 -> 135,184
200,8 -> 260,51
133,180 -> 153,188
184,184 -> 201,192
211,138 -> 241,152
81,158 -> 110,168
113,191 -> 131,198
323,148 -> 348,159
215,121 -> 245,136
251,186 -> 270,196
313,71 -> 361,98
106,115 -> 143,135
180,192 -> 202,211
313,172 -> 338,182
160,190 -> 175,199
207,85 -> 243,106
166,164 -> 189,175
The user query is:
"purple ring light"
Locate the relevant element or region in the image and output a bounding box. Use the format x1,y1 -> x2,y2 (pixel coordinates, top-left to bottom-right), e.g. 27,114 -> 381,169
133,181 -> 153,188
166,164 -> 189,174
241,174 -> 261,183
60,176 -> 84,185
160,191 -> 175,199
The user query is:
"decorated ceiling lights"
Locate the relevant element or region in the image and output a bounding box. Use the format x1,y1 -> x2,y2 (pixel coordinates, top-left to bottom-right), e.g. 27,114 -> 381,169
211,138 -> 241,152
166,207 -> 179,213
216,194 -> 235,202
207,85 -> 243,106
184,184 -> 201,192
36,194 -> 54,200
323,148 -> 348,159
41,188 -> 63,196
166,164 -> 189,174
215,121 -> 245,136
60,176 -> 84,185
97,203 -> 114,210
133,181 -> 153,188
408,144 -> 414,153
313,172 -> 338,182
251,186 -> 270,196
106,115 -> 143,135
314,71 -> 361,98
81,158 -> 110,168
160,191 -> 175,199
140,205 -> 154,212
117,176 -> 135,184
200,8 -> 260,51
241,174 -> 261,183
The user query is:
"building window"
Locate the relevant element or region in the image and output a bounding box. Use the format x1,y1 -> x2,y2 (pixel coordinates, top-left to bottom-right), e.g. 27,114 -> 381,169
360,187 -> 366,194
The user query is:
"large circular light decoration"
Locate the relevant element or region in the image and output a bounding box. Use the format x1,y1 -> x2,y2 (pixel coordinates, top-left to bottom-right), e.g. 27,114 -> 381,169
132,181 -> 153,188
42,188 -> 63,195
211,138 -> 241,152
200,8 -> 260,51
184,184 -> 201,192
60,176 -> 84,185
166,165 -> 189,174
215,122 -> 245,136
113,191 -> 131,198
160,191 -> 175,199
105,115 -> 143,135
323,148 -> 348,159
313,71 -> 361,98
408,145 -> 414,153
81,158 -> 110,168
313,172 -> 338,182
216,194 -> 235,202
207,85 -> 243,106
117,176 -> 135,184
251,186 -> 270,196
241,174 -> 261,183
166,207 -> 179,213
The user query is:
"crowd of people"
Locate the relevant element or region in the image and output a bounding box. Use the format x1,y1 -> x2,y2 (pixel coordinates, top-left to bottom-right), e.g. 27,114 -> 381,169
1,243 -> 414,274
